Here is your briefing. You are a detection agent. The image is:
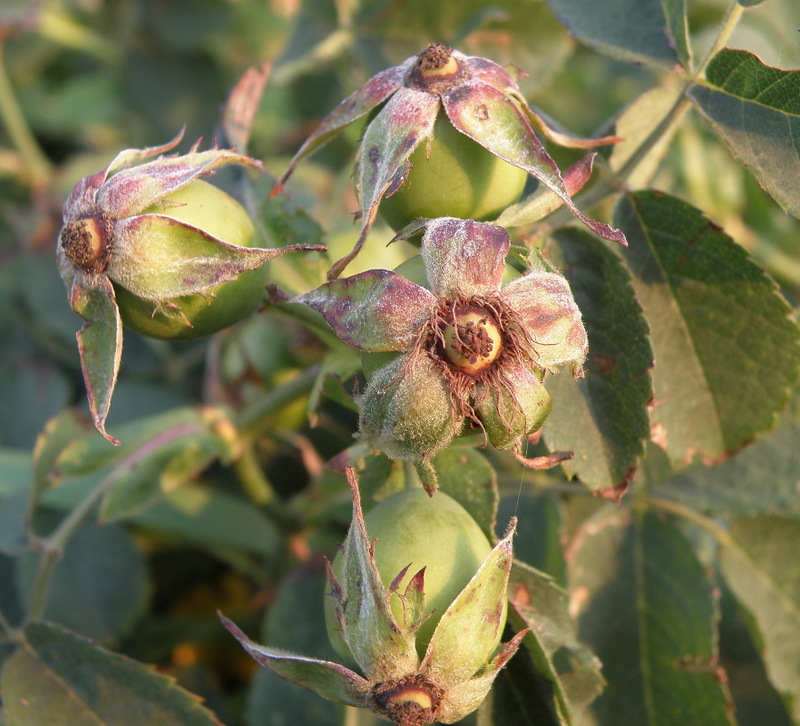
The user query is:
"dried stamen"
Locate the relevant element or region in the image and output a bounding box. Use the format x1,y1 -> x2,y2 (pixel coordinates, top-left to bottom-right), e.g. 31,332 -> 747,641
408,44 -> 468,92
59,213 -> 114,275
440,305 -> 502,376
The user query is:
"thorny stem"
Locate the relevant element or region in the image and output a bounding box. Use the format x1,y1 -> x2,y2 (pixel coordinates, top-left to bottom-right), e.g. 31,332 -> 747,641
0,42 -> 51,188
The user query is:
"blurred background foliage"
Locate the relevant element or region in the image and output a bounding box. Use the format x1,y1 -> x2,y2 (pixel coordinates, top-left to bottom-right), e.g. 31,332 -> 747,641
1,0 -> 799,724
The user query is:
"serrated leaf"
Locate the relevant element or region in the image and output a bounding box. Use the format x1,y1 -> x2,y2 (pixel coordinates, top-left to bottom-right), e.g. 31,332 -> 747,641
614,190 -> 800,466
688,49 -> 800,219
569,507 -> 735,725
543,228 -> 653,494
720,516 -> 800,721
17,523 -> 148,644
0,621 -> 222,725
652,390 -> 800,515
544,0 -> 680,67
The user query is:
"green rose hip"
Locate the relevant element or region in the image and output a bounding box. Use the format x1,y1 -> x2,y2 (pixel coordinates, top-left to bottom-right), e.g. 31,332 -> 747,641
114,179 -> 268,340
379,111 -> 527,230
325,487 -> 502,659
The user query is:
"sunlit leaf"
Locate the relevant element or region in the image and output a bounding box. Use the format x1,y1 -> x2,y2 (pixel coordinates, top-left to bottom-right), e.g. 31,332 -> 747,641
544,0 -> 680,67
614,190 -> 800,465
720,516 -> 800,721
570,507 -> 735,725
604,83 -> 686,189
688,49 -> 800,219
29,410 -> 93,517
543,228 -> 653,495
17,523 -> 148,644
652,390 -> 800,515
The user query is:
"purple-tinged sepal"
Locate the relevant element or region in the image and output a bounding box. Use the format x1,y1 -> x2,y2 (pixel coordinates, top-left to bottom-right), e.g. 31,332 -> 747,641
223,467 -> 525,725
277,44 -> 626,276
57,135 -> 324,443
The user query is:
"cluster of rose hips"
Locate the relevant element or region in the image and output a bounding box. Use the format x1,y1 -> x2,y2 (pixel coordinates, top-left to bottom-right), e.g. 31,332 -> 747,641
57,44 -> 623,725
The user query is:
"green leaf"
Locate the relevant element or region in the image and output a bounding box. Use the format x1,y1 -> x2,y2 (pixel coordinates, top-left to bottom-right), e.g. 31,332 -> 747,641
99,409 -> 236,523
544,0 -> 680,67
30,410 -> 91,516
131,483 -> 281,558
40,478 -> 281,559
688,49 -> 800,219
17,523 -> 148,644
720,516 -> 800,721
41,406 -> 238,523
543,228 -> 653,495
507,560 -> 604,724
70,273 -> 123,445
652,391 -> 800,515
0,621 -> 222,725
570,507 -> 735,725
614,190 -> 800,465
248,564 -> 347,725
660,0 -> 691,68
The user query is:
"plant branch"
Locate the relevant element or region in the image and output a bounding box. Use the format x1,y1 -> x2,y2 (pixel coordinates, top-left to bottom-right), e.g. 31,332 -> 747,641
236,364 -> 321,439
647,496 -> 733,547
693,1 -> 746,80
0,42 -> 51,187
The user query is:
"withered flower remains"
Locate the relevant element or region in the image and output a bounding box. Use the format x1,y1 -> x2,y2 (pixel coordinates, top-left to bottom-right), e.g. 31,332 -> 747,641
274,43 -> 626,277
295,218 -> 587,484
57,131 -> 323,443
222,467 -> 525,726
